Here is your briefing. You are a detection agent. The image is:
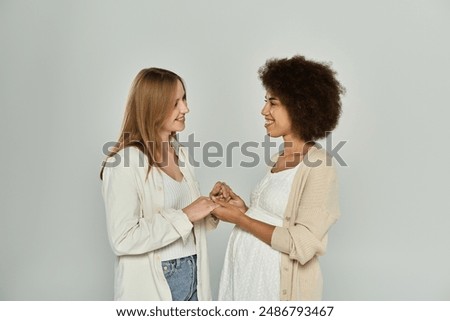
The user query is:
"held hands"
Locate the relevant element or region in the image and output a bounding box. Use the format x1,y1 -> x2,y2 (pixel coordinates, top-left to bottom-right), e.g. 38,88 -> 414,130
209,181 -> 248,224
209,181 -> 248,213
182,196 -> 219,223
211,199 -> 247,225
210,182 -> 274,245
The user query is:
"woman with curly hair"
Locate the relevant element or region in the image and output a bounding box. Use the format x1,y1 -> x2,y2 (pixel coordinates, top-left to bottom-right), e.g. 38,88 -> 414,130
211,55 -> 344,300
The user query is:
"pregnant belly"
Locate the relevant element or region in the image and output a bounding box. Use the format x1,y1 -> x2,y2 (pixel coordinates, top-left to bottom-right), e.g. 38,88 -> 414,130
245,207 -> 284,227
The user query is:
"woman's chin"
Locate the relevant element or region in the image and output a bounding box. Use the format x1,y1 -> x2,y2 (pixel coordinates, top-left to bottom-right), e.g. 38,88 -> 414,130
266,130 -> 280,138
175,125 -> 186,132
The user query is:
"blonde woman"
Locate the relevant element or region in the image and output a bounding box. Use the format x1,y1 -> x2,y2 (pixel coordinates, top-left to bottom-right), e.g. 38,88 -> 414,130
101,68 -> 219,300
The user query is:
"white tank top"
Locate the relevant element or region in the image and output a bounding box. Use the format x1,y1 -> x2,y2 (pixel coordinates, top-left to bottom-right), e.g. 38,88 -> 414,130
158,172 -> 196,261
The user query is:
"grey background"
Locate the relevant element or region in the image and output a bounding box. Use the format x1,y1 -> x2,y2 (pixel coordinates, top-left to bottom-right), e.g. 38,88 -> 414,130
1,0 -> 449,300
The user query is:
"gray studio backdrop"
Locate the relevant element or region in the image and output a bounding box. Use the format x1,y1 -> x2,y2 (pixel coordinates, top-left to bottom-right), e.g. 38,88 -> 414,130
1,0 -> 449,300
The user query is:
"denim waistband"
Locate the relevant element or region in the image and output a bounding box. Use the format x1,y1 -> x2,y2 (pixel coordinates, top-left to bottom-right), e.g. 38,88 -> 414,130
161,254 -> 197,267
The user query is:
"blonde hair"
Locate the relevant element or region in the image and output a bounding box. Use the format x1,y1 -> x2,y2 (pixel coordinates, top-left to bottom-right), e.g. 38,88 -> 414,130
100,68 -> 186,179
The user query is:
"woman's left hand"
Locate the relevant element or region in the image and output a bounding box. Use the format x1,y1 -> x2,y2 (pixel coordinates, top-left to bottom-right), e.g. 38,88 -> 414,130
211,199 -> 246,225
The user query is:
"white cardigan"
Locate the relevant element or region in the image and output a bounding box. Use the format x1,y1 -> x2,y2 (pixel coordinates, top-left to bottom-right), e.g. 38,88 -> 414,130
102,145 -> 218,300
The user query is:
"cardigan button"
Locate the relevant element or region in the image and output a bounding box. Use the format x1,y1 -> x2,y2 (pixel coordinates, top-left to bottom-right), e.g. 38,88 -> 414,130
282,289 -> 287,295
285,216 -> 290,221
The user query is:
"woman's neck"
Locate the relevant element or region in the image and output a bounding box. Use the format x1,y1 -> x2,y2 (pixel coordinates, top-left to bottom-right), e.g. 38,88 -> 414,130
282,135 -> 311,157
151,134 -> 173,164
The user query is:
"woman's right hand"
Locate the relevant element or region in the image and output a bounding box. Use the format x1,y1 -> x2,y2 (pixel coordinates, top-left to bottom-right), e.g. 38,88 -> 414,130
210,182 -> 248,213
182,196 -> 219,222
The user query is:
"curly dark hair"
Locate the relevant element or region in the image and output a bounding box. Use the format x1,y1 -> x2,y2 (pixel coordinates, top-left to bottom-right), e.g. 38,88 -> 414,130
258,55 -> 344,142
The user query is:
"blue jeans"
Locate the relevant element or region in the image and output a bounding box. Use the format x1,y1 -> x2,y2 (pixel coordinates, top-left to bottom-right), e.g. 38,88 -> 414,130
161,255 -> 198,301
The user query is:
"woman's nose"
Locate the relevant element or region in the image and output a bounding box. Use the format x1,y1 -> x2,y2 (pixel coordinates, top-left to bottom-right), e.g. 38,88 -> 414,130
180,100 -> 189,113
261,102 -> 269,115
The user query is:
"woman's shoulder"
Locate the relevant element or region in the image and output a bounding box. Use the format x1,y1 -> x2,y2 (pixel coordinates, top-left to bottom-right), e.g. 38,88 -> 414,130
300,145 -> 338,183
104,146 -> 147,169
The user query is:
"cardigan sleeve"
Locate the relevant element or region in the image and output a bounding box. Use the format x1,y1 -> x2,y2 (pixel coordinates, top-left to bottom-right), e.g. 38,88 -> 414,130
271,159 -> 340,265
204,214 -> 219,231
102,162 -> 193,256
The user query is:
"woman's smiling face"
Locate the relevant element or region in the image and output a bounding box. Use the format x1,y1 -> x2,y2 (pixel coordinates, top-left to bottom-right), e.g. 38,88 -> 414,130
261,91 -> 293,138
160,79 -> 189,138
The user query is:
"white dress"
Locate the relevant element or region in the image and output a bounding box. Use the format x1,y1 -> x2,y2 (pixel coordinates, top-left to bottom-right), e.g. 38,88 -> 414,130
218,163 -> 301,300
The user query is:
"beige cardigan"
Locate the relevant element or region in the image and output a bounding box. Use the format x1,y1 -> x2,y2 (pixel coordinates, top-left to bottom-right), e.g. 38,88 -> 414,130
102,145 -> 218,300
271,146 -> 340,300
